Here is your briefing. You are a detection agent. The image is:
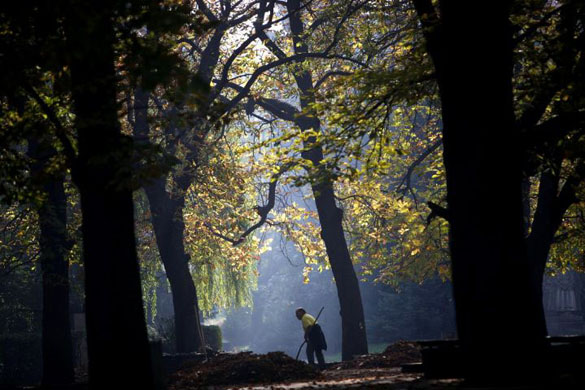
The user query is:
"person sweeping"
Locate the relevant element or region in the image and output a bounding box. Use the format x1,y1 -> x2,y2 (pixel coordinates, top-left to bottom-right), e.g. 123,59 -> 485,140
295,307 -> 327,369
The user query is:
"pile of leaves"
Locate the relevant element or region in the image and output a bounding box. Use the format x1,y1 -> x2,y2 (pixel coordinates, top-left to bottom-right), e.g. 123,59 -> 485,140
331,341 -> 421,370
168,351 -> 321,388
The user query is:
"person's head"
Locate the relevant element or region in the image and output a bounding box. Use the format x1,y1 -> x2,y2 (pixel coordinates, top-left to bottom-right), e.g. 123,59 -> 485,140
295,307 -> 306,320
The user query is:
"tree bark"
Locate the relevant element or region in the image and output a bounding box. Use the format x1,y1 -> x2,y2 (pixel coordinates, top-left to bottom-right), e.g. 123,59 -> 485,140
526,167 -> 579,338
65,3 -> 154,389
29,137 -> 75,386
526,171 -> 560,337
133,89 -> 205,353
38,177 -> 75,386
414,1 -> 546,382
307,162 -> 369,361
145,182 -> 205,352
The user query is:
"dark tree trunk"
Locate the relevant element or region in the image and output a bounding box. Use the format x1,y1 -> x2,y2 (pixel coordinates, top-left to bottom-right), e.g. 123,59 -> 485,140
29,137 -> 75,386
145,182 -> 205,352
294,96 -> 369,362
38,177 -> 75,386
414,1 -> 546,382
307,160 -> 369,361
133,89 -> 205,353
65,4 -> 154,389
526,167 -> 578,338
526,171 -> 560,338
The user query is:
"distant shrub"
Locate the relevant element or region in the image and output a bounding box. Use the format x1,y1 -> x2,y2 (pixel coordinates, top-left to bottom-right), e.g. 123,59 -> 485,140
154,317 -> 176,353
202,325 -> 222,351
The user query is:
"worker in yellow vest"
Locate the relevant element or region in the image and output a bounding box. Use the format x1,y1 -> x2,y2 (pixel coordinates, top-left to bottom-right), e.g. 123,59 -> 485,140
295,307 -> 327,369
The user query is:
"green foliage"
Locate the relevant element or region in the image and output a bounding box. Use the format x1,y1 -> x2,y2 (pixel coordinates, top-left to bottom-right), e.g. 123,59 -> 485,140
218,0 -> 448,285
2,1 -> 585,361
134,190 -> 162,320
184,134 -> 265,313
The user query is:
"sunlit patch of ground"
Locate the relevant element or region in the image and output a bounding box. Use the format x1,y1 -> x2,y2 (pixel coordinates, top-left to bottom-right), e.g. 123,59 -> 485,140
219,367 -> 475,390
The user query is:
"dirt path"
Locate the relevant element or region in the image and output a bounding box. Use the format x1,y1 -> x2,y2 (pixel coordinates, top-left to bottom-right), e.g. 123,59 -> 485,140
231,367 -> 424,389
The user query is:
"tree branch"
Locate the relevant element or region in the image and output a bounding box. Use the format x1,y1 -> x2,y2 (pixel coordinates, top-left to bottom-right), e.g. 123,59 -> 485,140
196,0 -> 219,22
206,162 -> 293,246
314,70 -> 352,91
427,201 -> 448,224
396,139 -> 442,201
24,84 -> 77,167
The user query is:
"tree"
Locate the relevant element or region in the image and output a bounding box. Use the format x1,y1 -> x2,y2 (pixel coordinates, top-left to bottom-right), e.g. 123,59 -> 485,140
512,0 -> 585,341
129,0 -> 351,353
322,0 -> 584,380
3,0 -> 198,385
214,0 -> 375,360
63,2 -> 155,387
128,0 -> 269,352
133,88 -> 207,352
1,4 -> 76,385
29,138 -> 75,386
411,0 -> 569,382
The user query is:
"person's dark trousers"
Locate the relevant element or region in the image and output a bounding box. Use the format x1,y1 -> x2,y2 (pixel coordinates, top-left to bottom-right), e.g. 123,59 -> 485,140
306,341 -> 325,370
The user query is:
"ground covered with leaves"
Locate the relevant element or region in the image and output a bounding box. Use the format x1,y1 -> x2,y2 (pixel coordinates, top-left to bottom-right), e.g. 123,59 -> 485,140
167,341 -> 423,389
168,351 -> 322,389
329,341 -> 421,370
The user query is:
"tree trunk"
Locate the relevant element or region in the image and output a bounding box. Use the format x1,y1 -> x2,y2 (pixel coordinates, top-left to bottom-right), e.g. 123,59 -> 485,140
66,4 -> 154,389
526,167 -> 577,339
133,89 -> 205,353
276,0 -> 369,360
415,1 -> 546,382
295,91 -> 369,361
308,163 -> 369,361
527,171 -> 559,335
145,182 -> 205,352
38,177 -> 75,386
29,137 -> 75,386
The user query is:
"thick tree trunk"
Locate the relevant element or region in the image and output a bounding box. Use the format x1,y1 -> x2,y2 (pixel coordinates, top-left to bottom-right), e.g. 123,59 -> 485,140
38,177 -> 75,386
297,115 -> 368,361
133,89 -> 205,353
415,1 -> 546,382
306,160 -> 369,361
29,136 -> 75,386
28,133 -> 75,386
66,4 -> 154,389
145,181 -> 205,352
